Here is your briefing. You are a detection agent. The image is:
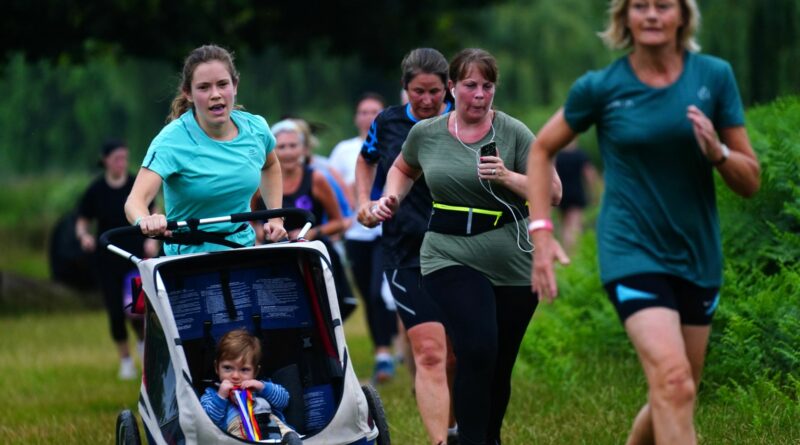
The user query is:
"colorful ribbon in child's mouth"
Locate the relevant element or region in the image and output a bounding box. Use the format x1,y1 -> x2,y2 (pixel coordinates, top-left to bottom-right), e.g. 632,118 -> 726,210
231,388 -> 261,441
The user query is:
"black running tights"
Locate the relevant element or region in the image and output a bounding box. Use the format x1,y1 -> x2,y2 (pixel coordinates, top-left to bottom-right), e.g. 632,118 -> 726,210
96,252 -> 142,342
422,265 -> 537,445
345,239 -> 397,348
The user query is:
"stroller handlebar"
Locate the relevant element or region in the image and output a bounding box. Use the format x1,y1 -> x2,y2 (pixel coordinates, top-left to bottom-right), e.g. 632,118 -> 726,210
99,209 -> 316,261
98,225 -> 145,252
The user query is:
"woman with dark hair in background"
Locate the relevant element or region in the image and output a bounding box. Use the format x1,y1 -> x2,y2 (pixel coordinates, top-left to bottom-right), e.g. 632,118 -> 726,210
527,1 -> 760,443
76,139 -> 158,380
329,93 -> 401,382
355,48 -> 458,445
126,44 -> 286,250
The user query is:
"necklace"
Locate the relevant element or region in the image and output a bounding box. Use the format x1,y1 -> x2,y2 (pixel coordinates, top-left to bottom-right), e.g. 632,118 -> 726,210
453,111 -> 495,155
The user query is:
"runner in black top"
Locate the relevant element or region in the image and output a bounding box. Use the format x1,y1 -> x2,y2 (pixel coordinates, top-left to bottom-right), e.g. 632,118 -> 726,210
361,101 -> 452,271
76,139 -> 158,380
329,94 -> 399,385
554,139 -> 597,254
555,146 -> 590,210
356,48 -> 457,445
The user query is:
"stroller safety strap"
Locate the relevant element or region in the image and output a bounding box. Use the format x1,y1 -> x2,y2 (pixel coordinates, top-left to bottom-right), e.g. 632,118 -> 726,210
220,270 -> 238,320
163,223 -> 249,249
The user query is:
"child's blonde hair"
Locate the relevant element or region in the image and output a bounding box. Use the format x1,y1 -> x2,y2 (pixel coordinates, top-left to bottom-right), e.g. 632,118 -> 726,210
216,329 -> 262,368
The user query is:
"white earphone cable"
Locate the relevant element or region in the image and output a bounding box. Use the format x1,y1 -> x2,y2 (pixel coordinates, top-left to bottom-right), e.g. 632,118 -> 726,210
453,112 -> 533,253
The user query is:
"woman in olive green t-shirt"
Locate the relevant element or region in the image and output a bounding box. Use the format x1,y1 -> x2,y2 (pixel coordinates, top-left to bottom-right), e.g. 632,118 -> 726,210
366,48 -> 562,445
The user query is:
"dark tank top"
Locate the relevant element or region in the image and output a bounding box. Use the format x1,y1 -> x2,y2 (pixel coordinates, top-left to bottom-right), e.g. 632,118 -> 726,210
282,166 -> 325,231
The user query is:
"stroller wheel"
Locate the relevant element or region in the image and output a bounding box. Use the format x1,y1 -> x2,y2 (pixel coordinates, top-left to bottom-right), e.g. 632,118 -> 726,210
116,409 -> 142,445
361,384 -> 391,445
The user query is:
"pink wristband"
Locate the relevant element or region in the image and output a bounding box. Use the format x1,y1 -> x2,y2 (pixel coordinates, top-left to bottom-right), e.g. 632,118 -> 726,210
528,219 -> 554,233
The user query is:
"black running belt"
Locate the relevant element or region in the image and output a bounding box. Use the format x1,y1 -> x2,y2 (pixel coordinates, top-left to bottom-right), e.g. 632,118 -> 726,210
428,202 -> 528,236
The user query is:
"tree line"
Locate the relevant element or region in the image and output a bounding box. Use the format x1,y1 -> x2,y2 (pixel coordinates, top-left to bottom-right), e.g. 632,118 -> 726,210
1,0 -> 798,174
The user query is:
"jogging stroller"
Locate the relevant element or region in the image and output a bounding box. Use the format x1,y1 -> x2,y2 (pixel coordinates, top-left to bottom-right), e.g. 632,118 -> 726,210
101,209 -> 390,445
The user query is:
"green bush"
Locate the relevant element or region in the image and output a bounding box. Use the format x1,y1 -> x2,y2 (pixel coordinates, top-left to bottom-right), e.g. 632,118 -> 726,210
0,50 -> 377,177
706,267 -> 800,391
520,232 -> 630,388
0,173 -> 89,248
707,95 -> 800,394
717,96 -> 800,271
0,173 -> 90,278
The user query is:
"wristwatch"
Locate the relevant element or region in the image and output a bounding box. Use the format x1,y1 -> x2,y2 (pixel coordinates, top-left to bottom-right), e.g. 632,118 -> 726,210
712,143 -> 730,166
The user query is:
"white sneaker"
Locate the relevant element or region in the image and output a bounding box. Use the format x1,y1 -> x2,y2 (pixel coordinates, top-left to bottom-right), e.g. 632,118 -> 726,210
118,357 -> 137,380
447,424 -> 459,445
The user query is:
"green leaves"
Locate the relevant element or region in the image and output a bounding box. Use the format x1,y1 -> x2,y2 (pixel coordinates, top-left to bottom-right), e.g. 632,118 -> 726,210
718,96 -> 800,272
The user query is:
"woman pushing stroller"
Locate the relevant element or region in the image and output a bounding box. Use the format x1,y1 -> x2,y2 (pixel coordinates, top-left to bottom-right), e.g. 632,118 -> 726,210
125,44 -> 286,247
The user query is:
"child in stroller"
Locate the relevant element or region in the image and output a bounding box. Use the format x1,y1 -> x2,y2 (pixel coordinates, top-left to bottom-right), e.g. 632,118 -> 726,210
201,329 -> 302,444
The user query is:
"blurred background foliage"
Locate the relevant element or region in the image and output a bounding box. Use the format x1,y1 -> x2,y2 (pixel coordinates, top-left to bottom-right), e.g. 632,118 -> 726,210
1,0 -> 798,175
0,0 -> 798,425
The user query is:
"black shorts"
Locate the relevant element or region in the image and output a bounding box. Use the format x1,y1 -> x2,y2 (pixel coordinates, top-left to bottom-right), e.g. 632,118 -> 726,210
385,267 -> 442,329
604,273 -> 720,326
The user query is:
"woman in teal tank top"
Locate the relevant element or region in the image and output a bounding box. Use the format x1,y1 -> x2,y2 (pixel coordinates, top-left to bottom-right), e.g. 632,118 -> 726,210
125,45 -> 286,252
526,1 -> 760,444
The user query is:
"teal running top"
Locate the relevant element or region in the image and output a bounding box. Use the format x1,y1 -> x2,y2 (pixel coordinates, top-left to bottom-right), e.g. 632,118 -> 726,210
564,51 -> 744,286
142,109 -> 276,255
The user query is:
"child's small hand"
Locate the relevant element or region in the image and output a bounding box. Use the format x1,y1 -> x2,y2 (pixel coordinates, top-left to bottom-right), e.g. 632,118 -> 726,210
218,379 -> 234,399
241,379 -> 264,392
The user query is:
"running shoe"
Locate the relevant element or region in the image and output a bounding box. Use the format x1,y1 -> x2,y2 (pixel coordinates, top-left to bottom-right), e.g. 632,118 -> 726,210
447,427 -> 459,445
372,357 -> 395,384
118,357 -> 137,380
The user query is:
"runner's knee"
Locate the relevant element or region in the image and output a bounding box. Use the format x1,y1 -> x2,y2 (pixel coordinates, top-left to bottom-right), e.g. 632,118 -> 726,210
651,359 -> 696,408
411,335 -> 446,370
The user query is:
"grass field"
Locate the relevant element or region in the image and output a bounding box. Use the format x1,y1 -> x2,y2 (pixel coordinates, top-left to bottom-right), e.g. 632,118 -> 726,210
1,307 -> 798,444
0,311 -> 139,444
3,95 -> 799,444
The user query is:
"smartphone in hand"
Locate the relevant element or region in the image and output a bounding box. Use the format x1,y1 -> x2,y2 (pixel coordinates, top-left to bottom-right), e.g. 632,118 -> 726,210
479,141 -> 497,159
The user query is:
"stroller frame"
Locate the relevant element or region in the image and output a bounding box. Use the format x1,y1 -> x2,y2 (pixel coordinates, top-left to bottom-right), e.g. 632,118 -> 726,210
102,210 -> 390,445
